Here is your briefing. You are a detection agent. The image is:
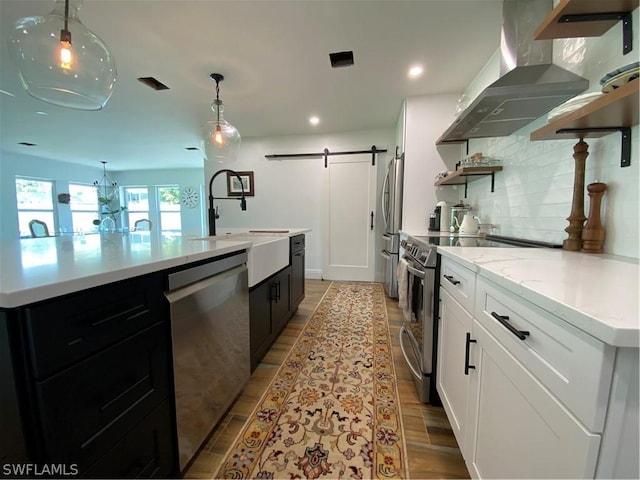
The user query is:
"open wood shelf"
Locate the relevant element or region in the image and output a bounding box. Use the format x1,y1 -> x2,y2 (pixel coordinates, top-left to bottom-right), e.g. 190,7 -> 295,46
534,0 -> 639,40
530,79 -> 639,141
435,166 -> 503,197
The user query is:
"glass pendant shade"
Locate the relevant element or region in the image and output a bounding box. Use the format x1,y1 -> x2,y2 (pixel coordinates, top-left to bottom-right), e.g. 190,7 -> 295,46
202,99 -> 241,164
9,0 -> 117,110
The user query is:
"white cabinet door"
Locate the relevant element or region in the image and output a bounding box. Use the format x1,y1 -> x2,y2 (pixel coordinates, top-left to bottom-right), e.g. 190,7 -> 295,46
437,287 -> 473,456
466,319 -> 601,479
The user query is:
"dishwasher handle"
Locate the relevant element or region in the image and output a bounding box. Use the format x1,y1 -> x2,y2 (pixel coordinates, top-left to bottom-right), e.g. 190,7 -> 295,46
167,252 -> 247,291
165,264 -> 247,304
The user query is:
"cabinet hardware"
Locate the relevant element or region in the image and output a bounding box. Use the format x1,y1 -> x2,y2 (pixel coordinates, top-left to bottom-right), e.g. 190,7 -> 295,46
491,312 -> 530,340
370,211 -> 374,230
444,275 -> 460,285
271,282 -> 281,302
464,332 -> 476,375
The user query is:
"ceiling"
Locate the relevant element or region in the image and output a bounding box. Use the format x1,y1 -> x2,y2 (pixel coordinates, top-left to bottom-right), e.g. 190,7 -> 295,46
0,0 -> 503,171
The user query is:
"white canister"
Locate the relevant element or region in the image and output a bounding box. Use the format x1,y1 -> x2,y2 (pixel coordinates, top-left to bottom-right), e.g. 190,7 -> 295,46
437,201 -> 451,233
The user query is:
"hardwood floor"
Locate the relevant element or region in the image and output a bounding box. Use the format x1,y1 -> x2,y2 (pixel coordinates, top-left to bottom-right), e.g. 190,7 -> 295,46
183,279 -> 469,479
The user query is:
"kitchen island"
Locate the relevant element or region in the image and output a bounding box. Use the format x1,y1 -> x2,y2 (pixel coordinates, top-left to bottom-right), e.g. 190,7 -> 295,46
0,229 -> 308,478
435,246 -> 638,479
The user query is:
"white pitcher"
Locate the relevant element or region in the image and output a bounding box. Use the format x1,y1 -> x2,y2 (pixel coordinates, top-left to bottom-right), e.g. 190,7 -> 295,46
459,213 -> 480,235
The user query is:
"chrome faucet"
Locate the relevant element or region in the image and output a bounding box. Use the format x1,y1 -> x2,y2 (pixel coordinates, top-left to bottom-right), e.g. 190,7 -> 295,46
207,169 -> 247,236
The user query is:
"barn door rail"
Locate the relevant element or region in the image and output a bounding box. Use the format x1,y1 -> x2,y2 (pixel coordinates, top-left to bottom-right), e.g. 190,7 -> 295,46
265,145 -> 386,167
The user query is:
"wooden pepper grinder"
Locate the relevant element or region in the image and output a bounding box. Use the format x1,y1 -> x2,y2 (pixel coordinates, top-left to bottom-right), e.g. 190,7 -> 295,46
563,139 -> 588,251
582,182 -> 607,253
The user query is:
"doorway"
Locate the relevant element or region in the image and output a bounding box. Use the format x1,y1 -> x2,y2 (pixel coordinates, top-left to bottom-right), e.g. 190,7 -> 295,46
322,153 -> 377,281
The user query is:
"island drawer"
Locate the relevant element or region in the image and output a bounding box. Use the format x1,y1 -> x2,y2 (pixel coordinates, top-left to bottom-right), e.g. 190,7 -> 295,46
34,322 -> 171,469
24,272 -> 167,379
474,276 -> 615,432
291,234 -> 305,254
83,399 -> 176,478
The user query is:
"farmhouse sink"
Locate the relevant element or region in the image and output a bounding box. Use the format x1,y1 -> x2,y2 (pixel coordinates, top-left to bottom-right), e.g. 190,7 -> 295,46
194,234 -> 289,287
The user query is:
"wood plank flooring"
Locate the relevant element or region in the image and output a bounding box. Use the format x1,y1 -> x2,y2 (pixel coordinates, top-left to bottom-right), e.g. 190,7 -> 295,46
183,280 -> 469,479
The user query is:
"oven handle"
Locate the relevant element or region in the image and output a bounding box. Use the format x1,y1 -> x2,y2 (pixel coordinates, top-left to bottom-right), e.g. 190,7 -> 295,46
407,264 -> 426,279
399,326 -> 423,381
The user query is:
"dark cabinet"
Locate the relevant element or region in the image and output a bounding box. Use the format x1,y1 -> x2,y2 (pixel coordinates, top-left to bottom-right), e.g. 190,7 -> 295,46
249,266 -> 290,371
1,272 -> 178,478
248,234 -> 306,372
290,234 -> 305,311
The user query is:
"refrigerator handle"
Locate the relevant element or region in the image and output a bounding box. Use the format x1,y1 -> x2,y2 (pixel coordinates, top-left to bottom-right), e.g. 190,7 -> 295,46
381,170 -> 389,230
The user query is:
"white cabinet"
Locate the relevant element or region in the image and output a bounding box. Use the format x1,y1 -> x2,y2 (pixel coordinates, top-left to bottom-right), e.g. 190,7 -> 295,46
437,257 -> 477,456
436,253 -> 637,479
437,287 -> 473,453
466,313 -> 601,479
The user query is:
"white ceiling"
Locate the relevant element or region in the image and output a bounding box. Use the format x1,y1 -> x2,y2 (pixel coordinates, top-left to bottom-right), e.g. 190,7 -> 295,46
0,0 -> 503,171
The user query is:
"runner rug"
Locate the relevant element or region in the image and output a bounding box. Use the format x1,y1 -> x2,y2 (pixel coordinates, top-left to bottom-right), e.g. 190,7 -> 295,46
214,282 -> 409,479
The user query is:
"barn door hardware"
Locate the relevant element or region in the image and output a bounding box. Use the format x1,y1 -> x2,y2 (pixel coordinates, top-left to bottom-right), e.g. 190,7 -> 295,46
266,145 -> 387,168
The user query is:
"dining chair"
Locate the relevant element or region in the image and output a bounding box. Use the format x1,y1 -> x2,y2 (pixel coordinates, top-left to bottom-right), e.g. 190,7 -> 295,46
28,219 -> 50,237
133,219 -> 152,231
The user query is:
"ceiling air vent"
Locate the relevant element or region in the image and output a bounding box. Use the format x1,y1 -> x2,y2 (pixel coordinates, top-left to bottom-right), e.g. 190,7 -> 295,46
329,51 -> 354,68
137,77 -> 169,91
185,147 -> 199,151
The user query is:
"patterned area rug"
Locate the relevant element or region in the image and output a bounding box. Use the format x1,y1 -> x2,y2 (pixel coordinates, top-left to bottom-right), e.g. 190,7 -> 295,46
215,282 -> 409,479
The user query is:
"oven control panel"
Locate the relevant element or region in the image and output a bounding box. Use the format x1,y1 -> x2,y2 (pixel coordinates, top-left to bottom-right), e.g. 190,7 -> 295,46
401,239 -> 437,268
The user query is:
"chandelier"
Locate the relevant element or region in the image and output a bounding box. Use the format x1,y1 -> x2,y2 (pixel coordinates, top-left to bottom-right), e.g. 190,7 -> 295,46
93,161 -> 118,215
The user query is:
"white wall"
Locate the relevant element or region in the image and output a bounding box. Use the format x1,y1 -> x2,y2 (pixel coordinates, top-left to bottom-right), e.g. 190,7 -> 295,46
204,128 -> 395,280
402,94 -> 461,234
458,9 -> 639,259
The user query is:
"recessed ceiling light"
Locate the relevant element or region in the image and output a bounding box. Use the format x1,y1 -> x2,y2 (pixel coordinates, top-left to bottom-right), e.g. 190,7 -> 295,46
408,65 -> 424,78
36,111 -> 48,115
309,116 -> 320,126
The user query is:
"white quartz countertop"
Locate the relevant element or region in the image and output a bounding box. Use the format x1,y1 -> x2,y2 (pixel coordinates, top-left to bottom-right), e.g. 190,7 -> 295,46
437,247 -> 639,348
0,233 -> 252,308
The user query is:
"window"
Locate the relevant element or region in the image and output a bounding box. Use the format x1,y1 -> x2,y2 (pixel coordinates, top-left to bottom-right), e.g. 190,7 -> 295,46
124,187 -> 149,228
16,178 -> 55,237
69,183 -> 99,233
158,186 -> 181,232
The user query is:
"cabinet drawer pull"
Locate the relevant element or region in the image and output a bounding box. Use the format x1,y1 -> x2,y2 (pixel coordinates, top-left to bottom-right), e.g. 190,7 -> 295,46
444,275 -> 460,285
491,312 -> 530,340
464,332 -> 476,375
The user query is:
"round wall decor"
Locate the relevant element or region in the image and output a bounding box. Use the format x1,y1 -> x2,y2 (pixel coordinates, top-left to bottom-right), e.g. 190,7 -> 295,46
181,186 -> 200,208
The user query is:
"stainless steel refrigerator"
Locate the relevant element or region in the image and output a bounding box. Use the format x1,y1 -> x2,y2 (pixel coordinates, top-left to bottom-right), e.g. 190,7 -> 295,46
381,152 -> 404,298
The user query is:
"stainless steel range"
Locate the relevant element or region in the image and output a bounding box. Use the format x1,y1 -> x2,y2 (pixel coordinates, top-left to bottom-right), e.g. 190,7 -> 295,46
398,234 -> 560,404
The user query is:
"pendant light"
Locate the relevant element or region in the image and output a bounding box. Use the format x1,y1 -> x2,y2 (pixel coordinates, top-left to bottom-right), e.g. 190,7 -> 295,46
8,0 -> 117,110
202,73 -> 241,164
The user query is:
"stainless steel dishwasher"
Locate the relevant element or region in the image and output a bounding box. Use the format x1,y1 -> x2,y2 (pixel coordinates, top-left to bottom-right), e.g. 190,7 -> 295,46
165,251 -> 249,471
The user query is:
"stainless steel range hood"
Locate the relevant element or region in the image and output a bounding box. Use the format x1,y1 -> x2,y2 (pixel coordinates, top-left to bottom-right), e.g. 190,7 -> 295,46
437,0 -> 589,144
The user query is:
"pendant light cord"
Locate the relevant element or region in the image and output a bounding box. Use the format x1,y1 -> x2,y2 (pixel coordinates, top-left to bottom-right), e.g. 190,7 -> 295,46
215,79 -> 221,124
64,0 -> 69,32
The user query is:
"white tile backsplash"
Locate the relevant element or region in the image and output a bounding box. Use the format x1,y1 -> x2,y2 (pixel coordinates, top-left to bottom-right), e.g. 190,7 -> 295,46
459,7 -> 639,259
